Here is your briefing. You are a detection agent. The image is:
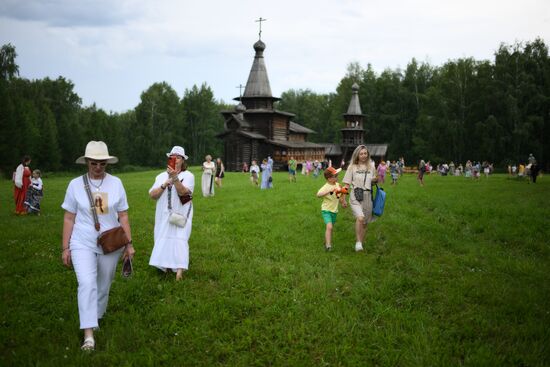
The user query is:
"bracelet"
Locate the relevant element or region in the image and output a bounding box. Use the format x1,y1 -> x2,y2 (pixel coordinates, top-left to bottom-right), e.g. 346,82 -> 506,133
160,184 -> 166,190
62,247 -> 70,252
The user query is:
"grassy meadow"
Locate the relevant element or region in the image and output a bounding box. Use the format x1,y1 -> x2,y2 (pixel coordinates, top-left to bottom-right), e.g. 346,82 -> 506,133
1,168 -> 549,366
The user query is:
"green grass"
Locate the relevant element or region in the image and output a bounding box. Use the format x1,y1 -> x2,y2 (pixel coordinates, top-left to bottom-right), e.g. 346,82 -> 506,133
1,169 -> 549,366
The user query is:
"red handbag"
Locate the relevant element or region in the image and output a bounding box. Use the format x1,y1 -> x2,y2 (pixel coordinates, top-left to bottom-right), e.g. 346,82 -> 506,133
179,193 -> 192,206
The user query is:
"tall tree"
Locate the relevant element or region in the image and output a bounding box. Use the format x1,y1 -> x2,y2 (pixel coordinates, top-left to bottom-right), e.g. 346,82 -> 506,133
40,77 -> 82,168
277,89 -> 338,143
181,83 -> 223,164
0,43 -> 19,81
36,104 -> 61,170
132,82 -> 181,167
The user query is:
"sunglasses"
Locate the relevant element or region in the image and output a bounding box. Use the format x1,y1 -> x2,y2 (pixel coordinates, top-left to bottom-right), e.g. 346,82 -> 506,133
90,161 -> 107,167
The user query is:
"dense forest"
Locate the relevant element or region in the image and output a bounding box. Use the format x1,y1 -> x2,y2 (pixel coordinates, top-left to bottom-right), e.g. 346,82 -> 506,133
1,39 -> 548,176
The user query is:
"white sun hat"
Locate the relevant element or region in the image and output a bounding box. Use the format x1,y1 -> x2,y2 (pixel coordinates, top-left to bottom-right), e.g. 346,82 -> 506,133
75,141 -> 118,164
166,146 -> 189,160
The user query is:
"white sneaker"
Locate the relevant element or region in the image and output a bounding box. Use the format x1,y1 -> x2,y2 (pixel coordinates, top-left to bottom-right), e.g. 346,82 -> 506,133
355,242 -> 364,252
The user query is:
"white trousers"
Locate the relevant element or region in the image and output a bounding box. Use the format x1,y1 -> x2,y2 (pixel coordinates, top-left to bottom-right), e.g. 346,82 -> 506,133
71,247 -> 123,329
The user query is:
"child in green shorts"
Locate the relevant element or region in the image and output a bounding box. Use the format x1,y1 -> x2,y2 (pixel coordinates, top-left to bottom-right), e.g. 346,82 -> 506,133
316,166 -> 348,251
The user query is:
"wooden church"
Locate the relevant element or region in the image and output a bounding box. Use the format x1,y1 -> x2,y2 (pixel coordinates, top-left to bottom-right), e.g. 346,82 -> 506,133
218,38 -> 325,171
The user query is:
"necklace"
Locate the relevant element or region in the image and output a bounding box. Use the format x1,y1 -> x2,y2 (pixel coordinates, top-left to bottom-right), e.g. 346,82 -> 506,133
88,173 -> 105,192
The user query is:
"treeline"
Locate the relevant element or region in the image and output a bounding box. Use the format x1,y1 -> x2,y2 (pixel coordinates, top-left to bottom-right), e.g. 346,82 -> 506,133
0,43 -> 228,176
279,38 -> 550,169
1,39 -> 549,177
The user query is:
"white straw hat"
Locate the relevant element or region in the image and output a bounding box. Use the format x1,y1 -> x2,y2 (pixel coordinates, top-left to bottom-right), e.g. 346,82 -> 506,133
75,141 -> 118,164
166,146 -> 188,160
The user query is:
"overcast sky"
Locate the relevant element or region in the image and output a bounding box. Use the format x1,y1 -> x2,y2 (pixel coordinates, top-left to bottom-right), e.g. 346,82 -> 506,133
1,0 -> 549,113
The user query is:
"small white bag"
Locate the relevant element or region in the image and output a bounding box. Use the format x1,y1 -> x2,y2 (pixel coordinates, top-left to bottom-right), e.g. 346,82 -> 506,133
166,182 -> 192,228
168,212 -> 187,228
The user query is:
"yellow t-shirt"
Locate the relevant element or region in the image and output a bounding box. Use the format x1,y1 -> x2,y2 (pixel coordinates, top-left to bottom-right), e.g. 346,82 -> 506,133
317,182 -> 341,213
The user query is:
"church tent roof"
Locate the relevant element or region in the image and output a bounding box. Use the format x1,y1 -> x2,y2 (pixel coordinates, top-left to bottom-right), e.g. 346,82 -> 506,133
344,83 -> 365,117
243,40 -> 274,98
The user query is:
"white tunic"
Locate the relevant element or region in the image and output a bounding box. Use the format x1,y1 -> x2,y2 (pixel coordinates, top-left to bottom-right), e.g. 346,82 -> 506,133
149,170 -> 195,272
201,161 -> 215,197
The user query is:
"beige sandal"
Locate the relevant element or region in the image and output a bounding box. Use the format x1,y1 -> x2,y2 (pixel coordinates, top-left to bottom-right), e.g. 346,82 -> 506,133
81,337 -> 95,351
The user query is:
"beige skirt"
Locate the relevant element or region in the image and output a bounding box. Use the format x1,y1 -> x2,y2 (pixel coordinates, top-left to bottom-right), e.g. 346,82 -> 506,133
349,189 -> 376,224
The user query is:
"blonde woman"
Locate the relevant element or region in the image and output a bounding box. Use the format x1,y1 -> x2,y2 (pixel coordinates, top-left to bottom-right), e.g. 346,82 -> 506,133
342,145 -> 378,252
201,155 -> 215,197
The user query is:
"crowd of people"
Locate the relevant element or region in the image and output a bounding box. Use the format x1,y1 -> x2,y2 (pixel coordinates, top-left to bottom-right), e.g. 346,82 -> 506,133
201,155 -> 275,192
435,160 -> 492,178
9,141 -> 543,352
412,156 -> 541,184
506,154 -> 541,183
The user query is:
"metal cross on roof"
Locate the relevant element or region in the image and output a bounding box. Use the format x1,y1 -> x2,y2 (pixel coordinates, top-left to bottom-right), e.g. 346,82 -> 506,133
236,84 -> 244,101
255,17 -> 267,39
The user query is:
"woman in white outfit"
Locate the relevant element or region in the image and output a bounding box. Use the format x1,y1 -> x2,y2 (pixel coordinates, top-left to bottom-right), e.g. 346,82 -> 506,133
61,141 -> 135,351
201,154 -> 215,197
149,146 -> 195,281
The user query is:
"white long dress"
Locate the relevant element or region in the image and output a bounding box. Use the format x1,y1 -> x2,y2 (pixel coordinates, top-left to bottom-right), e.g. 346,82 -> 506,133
149,170 -> 195,272
201,161 -> 215,197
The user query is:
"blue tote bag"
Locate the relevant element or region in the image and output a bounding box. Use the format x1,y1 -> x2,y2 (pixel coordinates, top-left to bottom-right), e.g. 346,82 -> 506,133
372,184 -> 386,217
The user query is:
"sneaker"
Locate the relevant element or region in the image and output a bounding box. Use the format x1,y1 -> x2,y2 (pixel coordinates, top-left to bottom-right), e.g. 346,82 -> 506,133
355,242 -> 364,252
325,245 -> 332,252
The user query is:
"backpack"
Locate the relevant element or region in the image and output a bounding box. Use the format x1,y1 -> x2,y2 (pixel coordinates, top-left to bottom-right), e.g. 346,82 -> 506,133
372,184 -> 386,217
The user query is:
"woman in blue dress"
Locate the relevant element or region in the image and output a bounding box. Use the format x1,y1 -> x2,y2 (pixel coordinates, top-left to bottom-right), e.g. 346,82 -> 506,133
260,156 -> 273,189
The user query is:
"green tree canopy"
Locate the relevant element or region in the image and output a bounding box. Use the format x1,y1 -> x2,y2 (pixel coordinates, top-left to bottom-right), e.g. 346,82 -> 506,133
1,39 -> 549,176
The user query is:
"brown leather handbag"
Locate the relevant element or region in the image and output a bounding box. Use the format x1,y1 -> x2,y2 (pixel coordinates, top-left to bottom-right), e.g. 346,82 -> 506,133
83,175 -> 129,254
98,226 -> 129,254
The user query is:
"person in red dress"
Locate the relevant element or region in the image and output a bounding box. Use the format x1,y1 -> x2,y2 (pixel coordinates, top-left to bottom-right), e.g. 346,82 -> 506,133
13,155 -> 32,215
